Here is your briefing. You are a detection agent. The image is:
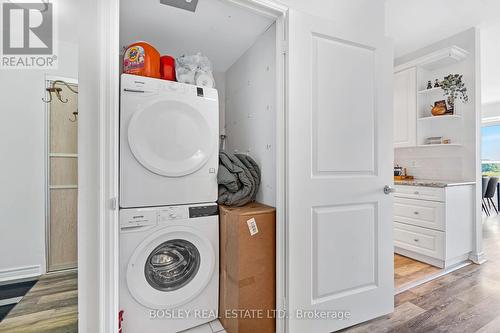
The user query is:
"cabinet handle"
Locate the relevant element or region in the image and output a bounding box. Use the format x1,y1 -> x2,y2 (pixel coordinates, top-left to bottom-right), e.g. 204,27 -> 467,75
414,238 -> 419,242
414,211 -> 419,215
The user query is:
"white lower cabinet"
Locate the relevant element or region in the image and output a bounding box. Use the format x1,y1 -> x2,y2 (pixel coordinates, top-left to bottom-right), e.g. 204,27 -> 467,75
394,185 -> 474,268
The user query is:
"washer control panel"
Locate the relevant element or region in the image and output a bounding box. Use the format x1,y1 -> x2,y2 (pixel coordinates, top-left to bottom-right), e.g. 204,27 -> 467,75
158,204 -> 219,222
189,204 -> 218,218
159,206 -> 189,221
120,208 -> 157,229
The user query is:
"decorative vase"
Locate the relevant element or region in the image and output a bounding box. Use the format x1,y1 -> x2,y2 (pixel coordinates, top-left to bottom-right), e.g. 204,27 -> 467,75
431,105 -> 447,116
447,96 -> 455,114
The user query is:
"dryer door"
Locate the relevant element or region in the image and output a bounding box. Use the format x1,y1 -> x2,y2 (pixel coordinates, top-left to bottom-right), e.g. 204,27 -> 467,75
128,99 -> 214,177
126,226 -> 216,309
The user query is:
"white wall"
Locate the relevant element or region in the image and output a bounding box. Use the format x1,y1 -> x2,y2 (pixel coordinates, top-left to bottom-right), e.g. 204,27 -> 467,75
394,28 -> 479,182
279,0 -> 385,38
0,40 -> 78,282
225,24 -> 277,206
77,0 -> 100,331
483,102 -> 500,120
213,71 -> 226,136
481,23 -> 500,120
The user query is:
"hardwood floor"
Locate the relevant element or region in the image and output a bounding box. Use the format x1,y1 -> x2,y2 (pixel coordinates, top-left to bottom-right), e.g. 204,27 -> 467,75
0,270 -> 77,333
343,214 -> 500,333
394,254 -> 442,290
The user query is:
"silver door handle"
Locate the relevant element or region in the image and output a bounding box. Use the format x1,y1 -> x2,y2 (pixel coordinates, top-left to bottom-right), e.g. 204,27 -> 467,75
384,185 -> 396,195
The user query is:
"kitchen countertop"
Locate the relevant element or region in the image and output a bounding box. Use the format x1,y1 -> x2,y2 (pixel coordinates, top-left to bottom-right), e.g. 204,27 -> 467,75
394,179 -> 476,188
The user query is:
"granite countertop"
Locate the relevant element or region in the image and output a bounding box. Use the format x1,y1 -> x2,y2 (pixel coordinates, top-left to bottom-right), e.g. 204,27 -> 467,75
394,179 -> 476,188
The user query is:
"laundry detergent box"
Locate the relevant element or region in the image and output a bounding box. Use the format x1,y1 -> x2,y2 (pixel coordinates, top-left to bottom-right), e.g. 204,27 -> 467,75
219,202 -> 276,333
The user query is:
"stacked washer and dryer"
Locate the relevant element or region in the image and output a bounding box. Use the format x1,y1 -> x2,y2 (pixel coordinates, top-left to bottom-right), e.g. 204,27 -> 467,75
119,74 -> 220,333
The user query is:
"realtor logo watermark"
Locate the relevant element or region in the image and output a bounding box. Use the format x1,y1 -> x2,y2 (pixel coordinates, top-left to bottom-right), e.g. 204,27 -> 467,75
1,1 -> 57,69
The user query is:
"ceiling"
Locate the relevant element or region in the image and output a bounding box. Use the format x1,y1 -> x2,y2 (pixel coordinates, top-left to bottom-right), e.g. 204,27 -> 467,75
386,0 -> 500,59
120,0 -> 274,72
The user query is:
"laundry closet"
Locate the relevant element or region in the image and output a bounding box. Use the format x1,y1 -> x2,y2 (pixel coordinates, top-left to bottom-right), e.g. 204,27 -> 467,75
119,0 -> 279,332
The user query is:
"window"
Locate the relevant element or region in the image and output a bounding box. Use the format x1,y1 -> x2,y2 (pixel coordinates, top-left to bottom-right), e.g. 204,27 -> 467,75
482,124 -> 500,176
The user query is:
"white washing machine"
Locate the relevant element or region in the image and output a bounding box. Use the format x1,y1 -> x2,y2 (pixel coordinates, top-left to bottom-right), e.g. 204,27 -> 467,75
120,203 -> 219,333
120,74 -> 219,208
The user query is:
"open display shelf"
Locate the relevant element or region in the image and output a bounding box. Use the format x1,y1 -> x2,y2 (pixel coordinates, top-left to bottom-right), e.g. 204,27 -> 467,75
418,114 -> 462,121
416,143 -> 462,148
414,49 -> 467,147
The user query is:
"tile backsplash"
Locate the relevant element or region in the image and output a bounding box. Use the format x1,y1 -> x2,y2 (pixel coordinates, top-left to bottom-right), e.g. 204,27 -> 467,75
395,149 -> 464,181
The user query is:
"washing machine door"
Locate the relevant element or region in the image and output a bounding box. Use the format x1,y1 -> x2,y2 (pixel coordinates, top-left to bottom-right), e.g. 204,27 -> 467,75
126,226 -> 215,309
128,99 -> 214,177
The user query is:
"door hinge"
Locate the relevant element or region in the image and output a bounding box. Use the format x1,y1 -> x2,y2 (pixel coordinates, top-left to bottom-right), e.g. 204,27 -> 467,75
281,40 -> 288,55
110,197 -> 118,210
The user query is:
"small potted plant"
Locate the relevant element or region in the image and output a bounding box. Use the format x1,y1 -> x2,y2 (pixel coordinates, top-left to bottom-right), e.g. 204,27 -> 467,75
441,74 -> 468,113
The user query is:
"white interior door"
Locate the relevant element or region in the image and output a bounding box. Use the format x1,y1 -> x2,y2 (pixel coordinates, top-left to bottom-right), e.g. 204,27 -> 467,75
286,9 -> 394,333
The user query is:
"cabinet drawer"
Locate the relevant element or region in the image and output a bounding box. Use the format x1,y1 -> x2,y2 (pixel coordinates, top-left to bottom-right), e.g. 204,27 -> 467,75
394,185 -> 444,202
394,222 -> 444,260
394,197 -> 445,231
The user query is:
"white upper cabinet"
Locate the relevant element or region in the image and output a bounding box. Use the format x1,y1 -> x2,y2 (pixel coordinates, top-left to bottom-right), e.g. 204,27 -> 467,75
393,67 -> 416,148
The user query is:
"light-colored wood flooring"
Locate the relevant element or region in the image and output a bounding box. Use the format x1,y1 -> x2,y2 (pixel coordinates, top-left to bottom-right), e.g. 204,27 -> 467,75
394,253 -> 441,290
343,214 -> 500,332
0,270 -> 77,333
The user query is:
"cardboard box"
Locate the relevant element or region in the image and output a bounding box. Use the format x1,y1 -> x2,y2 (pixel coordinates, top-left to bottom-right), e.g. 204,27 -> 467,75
219,203 -> 276,333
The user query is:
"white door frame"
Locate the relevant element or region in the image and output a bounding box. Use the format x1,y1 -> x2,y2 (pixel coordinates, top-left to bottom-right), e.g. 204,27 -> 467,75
95,1 -> 289,332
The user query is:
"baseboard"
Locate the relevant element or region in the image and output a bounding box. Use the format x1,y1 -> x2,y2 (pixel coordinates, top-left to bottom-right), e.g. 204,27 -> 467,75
0,265 -> 42,284
469,252 -> 487,265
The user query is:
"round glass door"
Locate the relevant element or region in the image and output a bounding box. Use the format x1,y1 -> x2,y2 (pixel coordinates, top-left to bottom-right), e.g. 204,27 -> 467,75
145,239 -> 200,292
128,100 -> 214,177
126,227 -> 215,309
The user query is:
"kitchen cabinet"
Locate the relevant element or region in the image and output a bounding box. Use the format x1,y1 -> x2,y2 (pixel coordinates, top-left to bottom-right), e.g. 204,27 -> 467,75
393,184 -> 473,268
393,67 -> 417,148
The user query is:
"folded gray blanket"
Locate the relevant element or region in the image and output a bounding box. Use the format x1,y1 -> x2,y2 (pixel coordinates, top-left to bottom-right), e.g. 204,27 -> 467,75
217,152 -> 261,207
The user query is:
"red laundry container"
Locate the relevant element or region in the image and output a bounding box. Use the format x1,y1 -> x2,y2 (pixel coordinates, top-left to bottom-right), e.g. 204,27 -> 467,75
119,310 -> 124,333
123,41 -> 161,78
160,55 -> 176,81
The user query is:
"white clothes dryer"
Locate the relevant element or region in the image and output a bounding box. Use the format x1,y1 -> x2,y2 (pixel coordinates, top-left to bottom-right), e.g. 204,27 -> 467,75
120,74 -> 219,208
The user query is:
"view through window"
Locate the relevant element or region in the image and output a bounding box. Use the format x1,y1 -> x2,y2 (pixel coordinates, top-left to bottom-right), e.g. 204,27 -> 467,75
482,124 -> 500,176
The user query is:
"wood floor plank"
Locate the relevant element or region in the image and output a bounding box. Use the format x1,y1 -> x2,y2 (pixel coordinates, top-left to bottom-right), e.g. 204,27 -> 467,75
341,302 -> 425,333
0,271 -> 77,333
475,314 -> 500,333
394,254 -> 441,289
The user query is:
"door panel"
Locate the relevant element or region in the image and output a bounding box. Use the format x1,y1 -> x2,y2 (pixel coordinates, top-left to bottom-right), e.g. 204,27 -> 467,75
49,189 -> 78,271
312,35 -> 375,175
48,82 -> 78,272
393,68 -> 416,148
312,204 -> 377,301
287,9 -> 393,333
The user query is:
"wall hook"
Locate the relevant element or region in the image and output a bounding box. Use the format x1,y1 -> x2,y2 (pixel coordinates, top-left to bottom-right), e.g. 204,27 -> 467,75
69,110 -> 78,122
42,80 -> 78,104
